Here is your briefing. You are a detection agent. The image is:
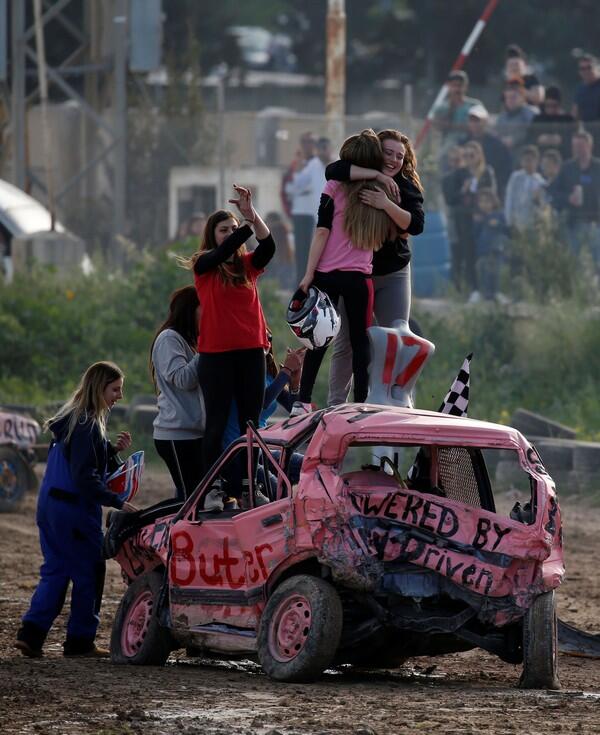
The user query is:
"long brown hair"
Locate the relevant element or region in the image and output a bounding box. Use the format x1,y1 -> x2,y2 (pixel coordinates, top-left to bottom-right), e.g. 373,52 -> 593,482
339,129 -> 393,251
149,286 -> 199,391
45,361 -> 124,442
378,129 -> 424,192
178,210 -> 250,287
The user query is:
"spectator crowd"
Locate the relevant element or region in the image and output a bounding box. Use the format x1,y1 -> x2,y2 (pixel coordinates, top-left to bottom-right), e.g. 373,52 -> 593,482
435,46 -> 600,302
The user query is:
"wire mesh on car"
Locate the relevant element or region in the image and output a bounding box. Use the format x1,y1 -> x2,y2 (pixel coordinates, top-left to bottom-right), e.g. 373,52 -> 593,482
437,447 -> 483,509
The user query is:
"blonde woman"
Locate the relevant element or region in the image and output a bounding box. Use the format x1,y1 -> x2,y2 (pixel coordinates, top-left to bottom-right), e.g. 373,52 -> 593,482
460,141 -> 497,297
324,129 -> 425,404
180,186 -> 275,501
16,361 -> 133,659
294,129 -> 393,412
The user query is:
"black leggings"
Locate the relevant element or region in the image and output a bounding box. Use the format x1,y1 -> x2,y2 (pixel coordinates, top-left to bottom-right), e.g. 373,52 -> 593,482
197,348 -> 266,476
154,437 -> 204,501
299,270 -> 373,404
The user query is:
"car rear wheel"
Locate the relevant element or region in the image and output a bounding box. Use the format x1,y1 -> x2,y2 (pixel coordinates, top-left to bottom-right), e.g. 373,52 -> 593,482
0,446 -> 28,512
520,590 -> 560,689
258,574 -> 343,682
111,570 -> 173,665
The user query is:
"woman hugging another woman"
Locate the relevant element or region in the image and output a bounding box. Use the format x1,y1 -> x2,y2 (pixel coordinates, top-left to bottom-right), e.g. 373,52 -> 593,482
325,129 -> 425,405
291,129 -> 396,413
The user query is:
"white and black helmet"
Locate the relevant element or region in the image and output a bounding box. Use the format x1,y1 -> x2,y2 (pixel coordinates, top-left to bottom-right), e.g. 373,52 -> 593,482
287,287 -> 341,350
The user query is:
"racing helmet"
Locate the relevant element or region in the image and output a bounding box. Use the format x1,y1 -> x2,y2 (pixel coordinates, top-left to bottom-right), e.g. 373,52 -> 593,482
286,286 -> 341,349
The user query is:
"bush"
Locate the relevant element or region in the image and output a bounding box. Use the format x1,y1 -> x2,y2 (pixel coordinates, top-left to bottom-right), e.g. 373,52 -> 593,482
2,247 -> 600,441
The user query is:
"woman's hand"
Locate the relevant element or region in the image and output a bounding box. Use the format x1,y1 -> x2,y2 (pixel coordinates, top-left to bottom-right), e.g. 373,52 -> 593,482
298,272 -> 314,294
283,347 -> 306,374
359,188 -> 391,210
228,184 -> 256,222
375,172 -> 400,202
115,431 -> 132,452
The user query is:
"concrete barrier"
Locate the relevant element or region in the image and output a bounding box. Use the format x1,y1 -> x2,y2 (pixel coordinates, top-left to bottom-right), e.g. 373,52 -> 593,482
510,409 -> 576,440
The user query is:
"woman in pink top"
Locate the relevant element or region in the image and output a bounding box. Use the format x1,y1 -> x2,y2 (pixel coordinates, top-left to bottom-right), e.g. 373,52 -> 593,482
294,129 -> 395,410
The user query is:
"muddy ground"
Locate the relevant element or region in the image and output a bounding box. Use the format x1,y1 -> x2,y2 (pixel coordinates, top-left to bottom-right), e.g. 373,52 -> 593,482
1,466 -> 600,735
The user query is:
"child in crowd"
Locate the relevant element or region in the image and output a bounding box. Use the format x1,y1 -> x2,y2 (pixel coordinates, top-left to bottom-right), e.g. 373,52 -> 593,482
16,362 -> 134,658
504,145 -> 546,232
473,188 -> 510,302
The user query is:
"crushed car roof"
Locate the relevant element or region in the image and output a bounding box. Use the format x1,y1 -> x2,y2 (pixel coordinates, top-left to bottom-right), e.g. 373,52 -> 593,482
260,404 -> 526,463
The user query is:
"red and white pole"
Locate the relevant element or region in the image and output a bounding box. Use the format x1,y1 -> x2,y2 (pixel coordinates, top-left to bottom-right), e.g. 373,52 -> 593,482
414,0 -> 501,149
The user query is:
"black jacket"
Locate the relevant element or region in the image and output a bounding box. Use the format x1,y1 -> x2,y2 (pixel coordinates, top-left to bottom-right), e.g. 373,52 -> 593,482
325,160 -> 425,276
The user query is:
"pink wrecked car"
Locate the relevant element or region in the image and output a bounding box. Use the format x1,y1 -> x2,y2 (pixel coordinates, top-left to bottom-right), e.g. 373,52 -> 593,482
108,404 -> 563,688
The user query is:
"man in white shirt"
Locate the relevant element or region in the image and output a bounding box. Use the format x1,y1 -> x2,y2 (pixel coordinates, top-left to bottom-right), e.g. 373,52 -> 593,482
286,136 -> 332,282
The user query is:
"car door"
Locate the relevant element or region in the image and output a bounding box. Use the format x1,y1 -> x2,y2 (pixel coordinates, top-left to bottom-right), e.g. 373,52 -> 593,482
168,436 -> 293,633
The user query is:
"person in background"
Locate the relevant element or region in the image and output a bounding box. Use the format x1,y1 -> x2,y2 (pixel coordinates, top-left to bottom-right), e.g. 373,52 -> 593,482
572,54 -> 600,130
16,362 -> 134,659
550,130 -> 600,265
265,211 -> 296,289
181,186 -> 275,510
495,80 -> 539,153
324,128 -> 425,406
527,86 -> 576,161
460,140 -> 498,300
504,145 -> 546,233
462,104 -> 513,197
473,188 -> 510,302
281,132 -> 319,282
442,145 -> 471,290
433,70 -> 484,149
150,286 -> 204,502
504,44 -> 545,107
540,148 -> 563,188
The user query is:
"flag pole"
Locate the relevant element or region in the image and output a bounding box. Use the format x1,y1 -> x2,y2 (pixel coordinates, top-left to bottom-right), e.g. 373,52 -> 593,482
415,0 -> 501,149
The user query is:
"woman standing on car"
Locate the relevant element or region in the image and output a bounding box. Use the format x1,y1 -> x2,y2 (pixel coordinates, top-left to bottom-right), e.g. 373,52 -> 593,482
15,361 -> 134,658
325,129 -> 425,405
150,285 -> 205,501
293,129 -> 394,413
180,186 -> 275,499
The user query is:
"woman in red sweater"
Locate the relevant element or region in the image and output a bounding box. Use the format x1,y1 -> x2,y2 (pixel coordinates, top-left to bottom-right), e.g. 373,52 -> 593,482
181,186 -> 275,494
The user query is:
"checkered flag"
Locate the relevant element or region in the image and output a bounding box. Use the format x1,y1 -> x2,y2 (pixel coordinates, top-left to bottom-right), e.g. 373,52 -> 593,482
438,353 -> 472,417
407,353 -> 472,484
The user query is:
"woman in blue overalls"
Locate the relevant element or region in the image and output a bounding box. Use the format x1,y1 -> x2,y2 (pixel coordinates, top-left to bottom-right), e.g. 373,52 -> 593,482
15,361 -> 135,658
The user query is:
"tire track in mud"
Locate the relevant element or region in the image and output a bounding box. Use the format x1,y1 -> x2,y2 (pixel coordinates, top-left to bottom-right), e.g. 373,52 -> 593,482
2,471 -> 600,734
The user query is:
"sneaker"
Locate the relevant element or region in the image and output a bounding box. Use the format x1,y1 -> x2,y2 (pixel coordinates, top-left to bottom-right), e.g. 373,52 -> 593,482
15,639 -> 43,658
290,400 -> 312,417
223,496 -> 239,511
467,290 -> 482,304
204,484 -> 225,512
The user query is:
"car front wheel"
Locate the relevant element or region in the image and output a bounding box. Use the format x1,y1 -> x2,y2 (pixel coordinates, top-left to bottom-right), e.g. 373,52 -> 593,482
257,574 -> 343,682
520,590 -> 560,689
111,570 -> 173,665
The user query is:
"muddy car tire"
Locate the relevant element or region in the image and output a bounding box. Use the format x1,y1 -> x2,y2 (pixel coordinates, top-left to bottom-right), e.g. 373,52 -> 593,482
0,447 -> 29,513
520,590 -> 560,689
111,570 -> 173,666
258,574 -> 343,682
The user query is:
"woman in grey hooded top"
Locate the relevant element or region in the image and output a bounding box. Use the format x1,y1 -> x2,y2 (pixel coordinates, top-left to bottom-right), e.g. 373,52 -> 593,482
150,285 -> 205,500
